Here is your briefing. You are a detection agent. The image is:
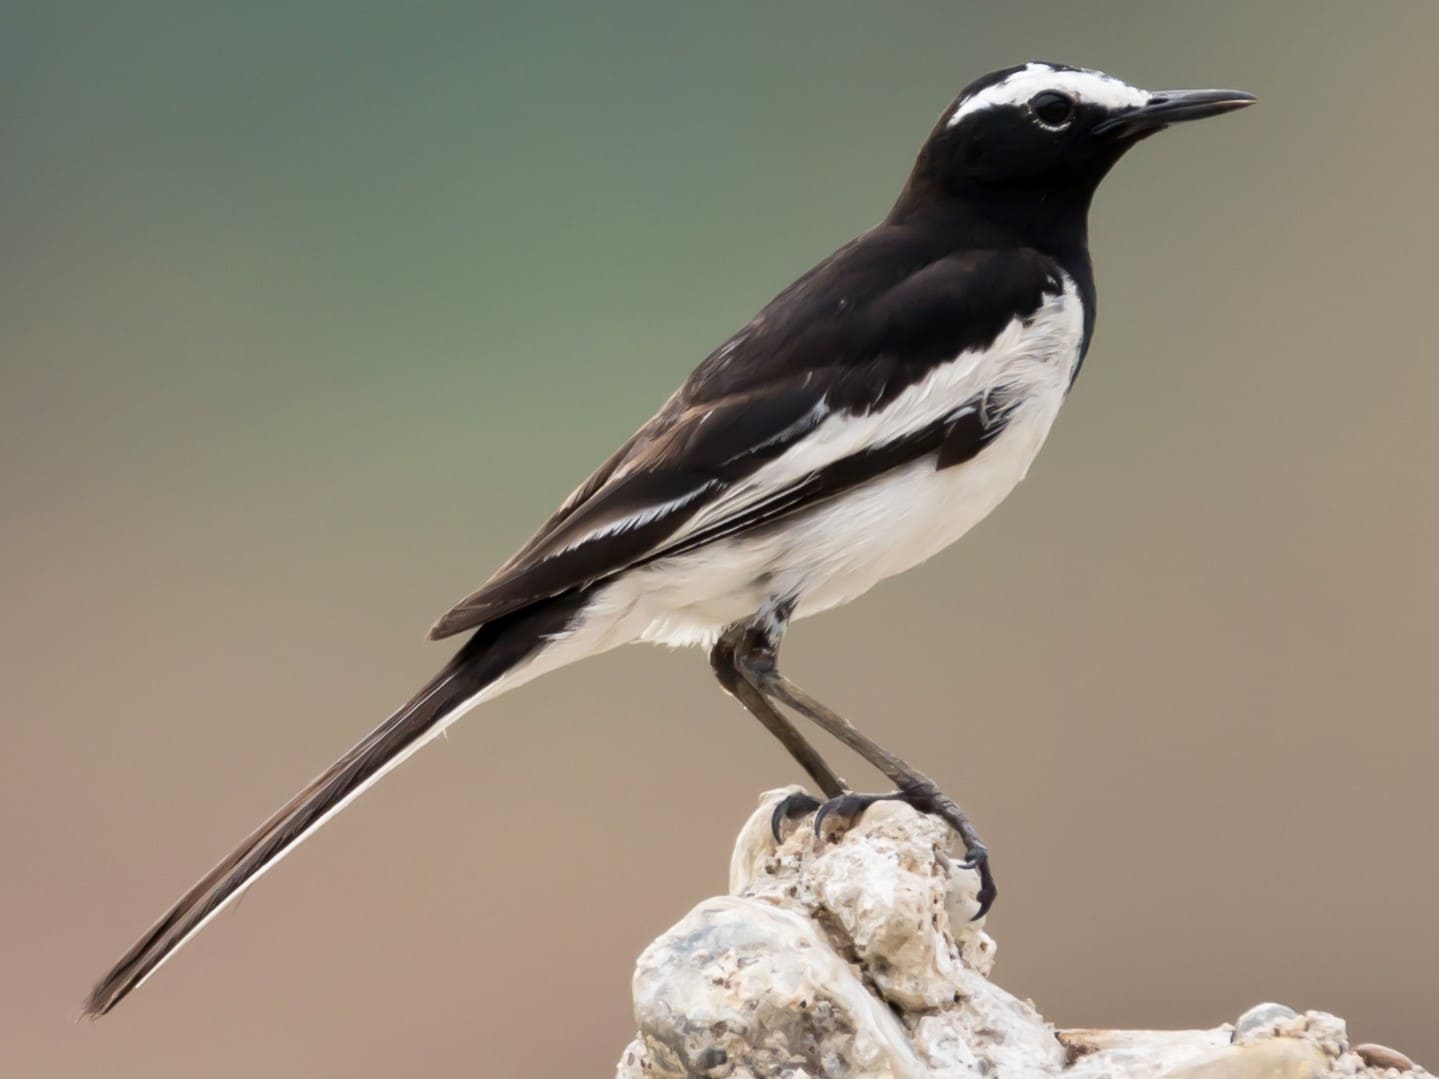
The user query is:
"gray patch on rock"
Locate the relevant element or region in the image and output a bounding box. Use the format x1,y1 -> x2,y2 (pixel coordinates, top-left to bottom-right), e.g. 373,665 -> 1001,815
1232,1001 -> 1300,1042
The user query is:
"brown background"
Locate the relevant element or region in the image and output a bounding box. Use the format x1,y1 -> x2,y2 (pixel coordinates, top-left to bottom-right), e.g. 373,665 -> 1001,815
4,3 -> 1436,1076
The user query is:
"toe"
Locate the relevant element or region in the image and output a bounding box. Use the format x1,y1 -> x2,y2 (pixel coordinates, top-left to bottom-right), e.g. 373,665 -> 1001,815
813,791 -> 904,838
770,792 -> 822,842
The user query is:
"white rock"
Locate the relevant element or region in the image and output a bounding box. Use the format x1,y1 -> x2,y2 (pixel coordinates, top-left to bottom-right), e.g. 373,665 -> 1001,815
618,790 -> 1429,1079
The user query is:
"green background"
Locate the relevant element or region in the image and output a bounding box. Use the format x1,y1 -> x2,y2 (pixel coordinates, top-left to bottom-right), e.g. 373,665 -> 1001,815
5,3 -> 1437,1075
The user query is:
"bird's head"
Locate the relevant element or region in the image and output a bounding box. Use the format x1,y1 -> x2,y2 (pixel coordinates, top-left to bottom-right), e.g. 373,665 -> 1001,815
897,62 -> 1255,224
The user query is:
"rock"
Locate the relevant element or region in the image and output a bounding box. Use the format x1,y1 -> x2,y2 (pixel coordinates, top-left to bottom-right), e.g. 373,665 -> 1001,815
1057,1026 -> 1229,1064
1159,1039 -> 1326,1079
1355,1044 -> 1418,1072
617,788 -> 1431,1079
628,896 -> 925,1077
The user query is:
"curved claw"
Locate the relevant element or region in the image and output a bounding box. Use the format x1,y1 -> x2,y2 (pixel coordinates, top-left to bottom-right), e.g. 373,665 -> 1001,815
813,791 -> 904,838
811,795 -> 848,836
968,855 -> 997,920
770,792 -> 822,842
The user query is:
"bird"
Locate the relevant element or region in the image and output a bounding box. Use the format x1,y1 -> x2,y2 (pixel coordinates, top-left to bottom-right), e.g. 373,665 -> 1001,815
84,61 -> 1254,1017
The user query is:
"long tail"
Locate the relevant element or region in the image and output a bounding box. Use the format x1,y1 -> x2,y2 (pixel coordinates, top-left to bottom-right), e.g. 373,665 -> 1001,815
83,592 -> 588,1018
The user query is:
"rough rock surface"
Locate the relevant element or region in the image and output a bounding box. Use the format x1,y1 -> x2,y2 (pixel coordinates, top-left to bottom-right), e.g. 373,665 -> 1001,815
616,787 -> 1428,1079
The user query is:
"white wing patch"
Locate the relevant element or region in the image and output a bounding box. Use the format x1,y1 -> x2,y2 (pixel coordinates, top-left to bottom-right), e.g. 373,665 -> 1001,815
948,63 -> 1149,128
550,399 -> 832,558
553,481 -> 720,555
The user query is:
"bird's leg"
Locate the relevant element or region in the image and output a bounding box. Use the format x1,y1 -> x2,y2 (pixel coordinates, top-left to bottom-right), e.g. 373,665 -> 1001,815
729,605 -> 997,918
710,621 -> 846,840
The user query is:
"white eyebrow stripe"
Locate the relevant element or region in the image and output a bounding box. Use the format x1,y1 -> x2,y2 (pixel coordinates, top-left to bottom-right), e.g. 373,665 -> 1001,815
947,63 -> 1150,127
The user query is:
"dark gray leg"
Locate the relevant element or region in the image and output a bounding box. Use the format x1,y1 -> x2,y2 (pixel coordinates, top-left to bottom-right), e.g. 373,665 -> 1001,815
709,623 -> 847,803
728,606 -> 997,918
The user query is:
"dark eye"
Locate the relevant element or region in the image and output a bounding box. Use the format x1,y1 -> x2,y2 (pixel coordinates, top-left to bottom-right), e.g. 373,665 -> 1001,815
1028,90 -> 1076,127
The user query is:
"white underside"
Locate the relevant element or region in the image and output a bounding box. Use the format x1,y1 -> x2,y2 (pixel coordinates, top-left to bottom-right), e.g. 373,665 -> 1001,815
608,385 -> 1065,648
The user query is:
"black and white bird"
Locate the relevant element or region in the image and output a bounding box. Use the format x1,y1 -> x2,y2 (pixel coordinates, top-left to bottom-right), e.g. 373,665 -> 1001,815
85,62 -> 1254,1016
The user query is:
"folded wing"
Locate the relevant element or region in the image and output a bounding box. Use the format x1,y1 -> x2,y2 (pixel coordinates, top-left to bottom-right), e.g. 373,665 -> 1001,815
429,243 -> 1062,639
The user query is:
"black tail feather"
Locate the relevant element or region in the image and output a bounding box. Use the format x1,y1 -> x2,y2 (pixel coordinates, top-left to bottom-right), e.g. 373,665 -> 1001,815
83,594 -> 584,1018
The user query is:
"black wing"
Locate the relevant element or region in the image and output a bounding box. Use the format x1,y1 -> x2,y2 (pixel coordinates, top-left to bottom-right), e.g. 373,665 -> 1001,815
429,235 -> 1061,639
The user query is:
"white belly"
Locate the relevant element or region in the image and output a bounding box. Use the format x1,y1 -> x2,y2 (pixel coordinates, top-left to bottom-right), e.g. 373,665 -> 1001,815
612,384 -> 1064,646
782,385 -> 1066,617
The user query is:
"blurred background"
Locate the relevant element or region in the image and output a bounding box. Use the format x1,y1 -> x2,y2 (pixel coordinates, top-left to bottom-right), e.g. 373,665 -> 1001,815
4,2 -> 1437,1076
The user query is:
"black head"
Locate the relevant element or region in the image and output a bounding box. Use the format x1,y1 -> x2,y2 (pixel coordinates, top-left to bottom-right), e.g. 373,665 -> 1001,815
894,62 -> 1255,231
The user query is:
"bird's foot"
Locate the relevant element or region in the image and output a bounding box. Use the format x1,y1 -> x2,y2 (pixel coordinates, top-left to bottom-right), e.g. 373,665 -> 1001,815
769,787 -> 996,919
770,790 -> 903,842
801,787 -> 996,920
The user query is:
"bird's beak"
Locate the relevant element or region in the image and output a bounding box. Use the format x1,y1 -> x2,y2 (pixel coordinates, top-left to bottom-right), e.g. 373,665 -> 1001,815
1095,88 -> 1257,138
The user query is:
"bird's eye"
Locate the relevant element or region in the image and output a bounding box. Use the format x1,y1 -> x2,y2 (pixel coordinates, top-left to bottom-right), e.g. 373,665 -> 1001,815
1028,90 -> 1076,128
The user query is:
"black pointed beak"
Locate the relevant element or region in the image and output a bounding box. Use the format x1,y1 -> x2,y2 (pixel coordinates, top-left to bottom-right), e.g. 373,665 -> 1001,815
1095,88 -> 1256,138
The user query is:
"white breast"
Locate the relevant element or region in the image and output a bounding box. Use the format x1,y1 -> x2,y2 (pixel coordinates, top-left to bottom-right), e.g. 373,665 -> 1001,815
583,276 -> 1087,650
